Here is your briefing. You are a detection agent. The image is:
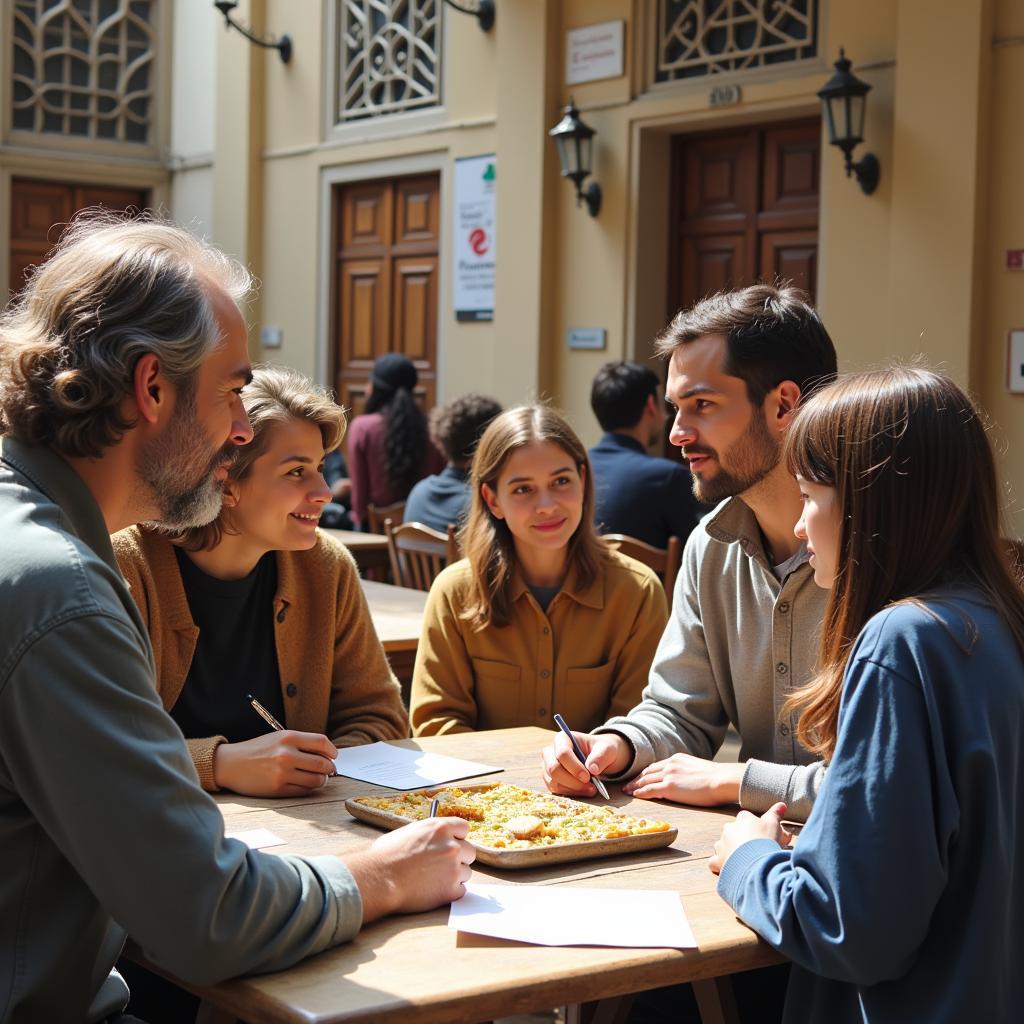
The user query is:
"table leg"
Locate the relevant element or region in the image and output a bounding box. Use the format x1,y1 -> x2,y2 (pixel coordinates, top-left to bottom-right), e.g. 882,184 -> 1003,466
692,976 -> 739,1024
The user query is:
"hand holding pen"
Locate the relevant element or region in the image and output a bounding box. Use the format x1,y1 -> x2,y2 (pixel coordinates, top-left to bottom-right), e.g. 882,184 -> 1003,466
207,695 -> 340,798
541,718 -> 634,798
551,713 -> 610,799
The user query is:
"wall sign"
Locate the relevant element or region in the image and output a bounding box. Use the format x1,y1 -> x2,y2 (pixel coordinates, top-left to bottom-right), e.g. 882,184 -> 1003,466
453,155 -> 496,322
567,327 -> 607,351
566,21 -> 624,85
1008,330 -> 1024,393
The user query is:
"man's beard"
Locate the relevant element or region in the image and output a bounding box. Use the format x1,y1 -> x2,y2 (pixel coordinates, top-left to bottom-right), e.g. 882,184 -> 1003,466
686,409 -> 780,505
138,389 -> 233,531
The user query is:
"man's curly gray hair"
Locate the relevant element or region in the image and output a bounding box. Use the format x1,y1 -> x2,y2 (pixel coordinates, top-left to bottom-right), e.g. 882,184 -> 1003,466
0,211 -> 253,458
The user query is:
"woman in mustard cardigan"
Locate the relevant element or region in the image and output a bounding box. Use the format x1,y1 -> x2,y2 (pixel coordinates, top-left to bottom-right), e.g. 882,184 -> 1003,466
410,405 -> 668,736
114,366 -> 408,798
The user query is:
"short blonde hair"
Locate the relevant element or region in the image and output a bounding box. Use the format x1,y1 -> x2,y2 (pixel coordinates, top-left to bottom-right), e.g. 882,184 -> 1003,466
177,365 -> 346,551
0,211 -> 252,458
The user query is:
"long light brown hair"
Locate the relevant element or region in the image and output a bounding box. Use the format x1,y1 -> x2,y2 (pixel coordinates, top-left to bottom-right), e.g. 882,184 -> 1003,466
460,405 -> 606,630
783,365 -> 1024,758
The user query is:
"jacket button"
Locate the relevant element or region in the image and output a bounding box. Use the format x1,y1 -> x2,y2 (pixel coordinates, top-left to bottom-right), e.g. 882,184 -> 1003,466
778,601 -> 790,614
277,609 -> 287,623
776,662 -> 788,675
540,669 -> 550,679
780,724 -> 790,737
286,683 -> 298,698
538,707 -> 547,717
542,627 -> 550,635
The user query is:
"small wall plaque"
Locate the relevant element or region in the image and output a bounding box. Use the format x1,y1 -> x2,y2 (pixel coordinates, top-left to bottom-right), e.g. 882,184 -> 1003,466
567,327 -> 607,350
710,84 -> 741,107
1008,330 -> 1024,393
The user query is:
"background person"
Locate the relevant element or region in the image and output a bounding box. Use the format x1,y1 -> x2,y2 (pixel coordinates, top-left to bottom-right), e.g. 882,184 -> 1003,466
346,353 -> 444,528
404,392 -> 502,531
115,365 -> 409,798
0,215 -> 472,1024
410,405 -> 668,736
588,359 -> 701,550
712,366 -> 1024,1023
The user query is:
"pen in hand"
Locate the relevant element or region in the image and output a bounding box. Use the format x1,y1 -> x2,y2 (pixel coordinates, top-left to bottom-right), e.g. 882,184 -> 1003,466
552,713 -> 610,800
428,797 -> 440,818
247,694 -> 338,779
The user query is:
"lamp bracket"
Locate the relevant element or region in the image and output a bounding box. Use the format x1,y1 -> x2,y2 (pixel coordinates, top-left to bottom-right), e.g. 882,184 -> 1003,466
578,181 -> 602,218
442,0 -> 495,32
214,1 -> 292,63
848,152 -> 880,195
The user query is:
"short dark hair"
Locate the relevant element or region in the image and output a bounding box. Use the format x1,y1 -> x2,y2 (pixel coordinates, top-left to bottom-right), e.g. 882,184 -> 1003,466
429,393 -> 503,464
655,283 -> 837,406
590,360 -> 660,432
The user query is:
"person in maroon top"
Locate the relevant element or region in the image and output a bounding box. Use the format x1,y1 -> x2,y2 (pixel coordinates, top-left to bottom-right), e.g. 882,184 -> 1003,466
347,353 -> 444,529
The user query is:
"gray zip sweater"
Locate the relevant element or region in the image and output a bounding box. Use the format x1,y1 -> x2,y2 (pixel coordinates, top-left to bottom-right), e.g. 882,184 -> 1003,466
0,439 -> 362,1024
598,496 -> 828,820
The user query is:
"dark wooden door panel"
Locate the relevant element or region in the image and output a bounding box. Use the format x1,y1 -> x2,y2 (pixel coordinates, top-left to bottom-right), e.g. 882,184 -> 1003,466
333,174 -> 439,418
682,235 -> 747,304
683,131 -> 758,223
761,123 -> 820,216
9,178 -> 147,299
760,230 -> 818,296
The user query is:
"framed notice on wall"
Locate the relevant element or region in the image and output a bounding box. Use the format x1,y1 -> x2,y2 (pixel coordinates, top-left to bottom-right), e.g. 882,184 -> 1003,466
453,155 -> 496,321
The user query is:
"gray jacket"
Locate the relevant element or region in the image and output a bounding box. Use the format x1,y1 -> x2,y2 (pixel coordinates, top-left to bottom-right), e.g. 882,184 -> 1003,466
0,439 -> 362,1024
599,496 -> 827,820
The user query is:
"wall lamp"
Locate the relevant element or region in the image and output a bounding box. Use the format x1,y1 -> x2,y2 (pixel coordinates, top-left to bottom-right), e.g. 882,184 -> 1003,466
817,49 -> 879,195
442,0 -> 495,32
549,100 -> 602,217
214,1 -> 291,64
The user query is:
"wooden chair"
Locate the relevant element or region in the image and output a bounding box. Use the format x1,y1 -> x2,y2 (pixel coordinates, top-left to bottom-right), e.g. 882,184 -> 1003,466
604,533 -> 682,610
366,500 -> 406,535
384,519 -> 459,591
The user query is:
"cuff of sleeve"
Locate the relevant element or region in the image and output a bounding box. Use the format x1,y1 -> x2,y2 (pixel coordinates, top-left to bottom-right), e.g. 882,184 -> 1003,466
592,723 -> 652,781
189,736 -> 228,791
739,760 -> 797,815
304,855 -> 364,946
716,838 -> 783,907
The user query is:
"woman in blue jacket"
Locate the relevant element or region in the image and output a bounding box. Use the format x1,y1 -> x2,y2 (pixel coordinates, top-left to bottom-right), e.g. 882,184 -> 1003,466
711,366 -> 1024,1023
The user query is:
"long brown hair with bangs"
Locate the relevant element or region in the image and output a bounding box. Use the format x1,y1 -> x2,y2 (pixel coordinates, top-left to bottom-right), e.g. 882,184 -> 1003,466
783,365 -> 1024,759
460,405 -> 607,630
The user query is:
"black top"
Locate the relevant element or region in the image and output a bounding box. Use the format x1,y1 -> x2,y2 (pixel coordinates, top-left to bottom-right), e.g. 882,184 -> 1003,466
171,547 -> 286,743
588,432 -> 702,550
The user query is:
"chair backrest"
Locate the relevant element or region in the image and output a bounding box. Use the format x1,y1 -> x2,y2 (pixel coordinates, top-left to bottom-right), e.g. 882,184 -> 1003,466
385,519 -> 459,591
366,500 -> 406,535
603,533 -> 682,609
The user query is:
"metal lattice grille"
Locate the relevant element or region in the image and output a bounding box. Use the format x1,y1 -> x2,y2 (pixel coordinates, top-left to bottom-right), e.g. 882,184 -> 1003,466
655,0 -> 817,82
11,0 -> 155,143
337,0 -> 440,122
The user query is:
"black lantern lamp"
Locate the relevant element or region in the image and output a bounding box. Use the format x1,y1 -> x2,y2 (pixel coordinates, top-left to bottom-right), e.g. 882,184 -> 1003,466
214,1 -> 291,64
817,49 -> 879,195
549,100 -> 602,217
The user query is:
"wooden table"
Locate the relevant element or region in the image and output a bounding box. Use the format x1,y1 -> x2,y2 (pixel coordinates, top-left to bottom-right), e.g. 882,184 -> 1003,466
191,728 -> 780,1024
359,579 -> 427,699
323,529 -> 390,576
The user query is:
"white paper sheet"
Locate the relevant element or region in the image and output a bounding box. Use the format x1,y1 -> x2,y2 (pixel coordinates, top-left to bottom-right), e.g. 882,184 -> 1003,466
333,742 -> 501,790
449,883 -> 696,948
226,828 -> 287,850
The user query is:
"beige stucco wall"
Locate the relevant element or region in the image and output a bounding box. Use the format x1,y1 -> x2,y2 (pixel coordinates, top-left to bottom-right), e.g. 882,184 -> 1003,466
198,0 -> 1024,532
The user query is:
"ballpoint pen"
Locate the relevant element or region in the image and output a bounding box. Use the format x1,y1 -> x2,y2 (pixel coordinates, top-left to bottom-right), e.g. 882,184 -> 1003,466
246,693 -> 337,778
552,712 -> 610,799
429,797 -> 440,817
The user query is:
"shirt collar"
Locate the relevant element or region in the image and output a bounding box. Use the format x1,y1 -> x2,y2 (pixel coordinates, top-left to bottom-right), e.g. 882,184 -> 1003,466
600,432 -> 646,453
510,558 -> 605,610
0,437 -> 119,575
705,496 -> 810,572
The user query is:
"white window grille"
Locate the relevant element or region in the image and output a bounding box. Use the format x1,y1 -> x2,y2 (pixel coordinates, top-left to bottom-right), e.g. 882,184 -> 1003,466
11,0 -> 156,143
654,0 -> 818,83
336,0 -> 441,123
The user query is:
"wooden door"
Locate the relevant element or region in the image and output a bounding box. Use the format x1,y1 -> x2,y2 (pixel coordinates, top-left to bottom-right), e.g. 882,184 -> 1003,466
8,178 -> 149,299
333,175 -> 440,415
668,118 -> 820,314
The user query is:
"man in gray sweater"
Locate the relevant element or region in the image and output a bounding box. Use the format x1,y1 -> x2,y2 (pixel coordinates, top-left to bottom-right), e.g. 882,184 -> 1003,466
0,216 -> 473,1024
543,284 -> 838,822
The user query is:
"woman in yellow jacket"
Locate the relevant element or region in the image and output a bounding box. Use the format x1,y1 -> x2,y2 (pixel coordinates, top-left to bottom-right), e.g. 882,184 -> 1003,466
410,405 -> 668,736
114,366 -> 408,798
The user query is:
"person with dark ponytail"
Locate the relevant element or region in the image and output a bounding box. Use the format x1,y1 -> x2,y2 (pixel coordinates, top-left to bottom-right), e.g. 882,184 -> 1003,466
347,353 -> 444,528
